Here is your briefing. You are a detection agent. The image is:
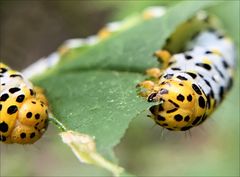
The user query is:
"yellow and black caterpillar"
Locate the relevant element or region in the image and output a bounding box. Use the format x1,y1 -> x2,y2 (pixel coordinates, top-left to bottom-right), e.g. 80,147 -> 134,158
0,63 -> 49,144
138,14 -> 236,131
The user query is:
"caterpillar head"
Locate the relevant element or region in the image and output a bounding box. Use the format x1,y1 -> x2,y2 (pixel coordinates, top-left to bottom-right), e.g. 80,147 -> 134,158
148,78 -> 208,131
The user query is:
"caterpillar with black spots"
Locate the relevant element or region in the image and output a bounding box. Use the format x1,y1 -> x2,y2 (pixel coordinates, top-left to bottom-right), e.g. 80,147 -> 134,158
0,6 -> 167,143
137,13 -> 236,131
0,63 -> 49,144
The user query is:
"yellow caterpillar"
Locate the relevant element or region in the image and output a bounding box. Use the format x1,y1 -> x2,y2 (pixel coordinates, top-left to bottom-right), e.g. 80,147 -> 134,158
0,63 -> 49,144
137,15 -> 235,131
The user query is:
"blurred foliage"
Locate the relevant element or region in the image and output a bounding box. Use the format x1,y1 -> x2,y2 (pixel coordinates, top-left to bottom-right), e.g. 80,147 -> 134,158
209,1 -> 240,47
95,0 -> 182,20
0,1 -> 112,69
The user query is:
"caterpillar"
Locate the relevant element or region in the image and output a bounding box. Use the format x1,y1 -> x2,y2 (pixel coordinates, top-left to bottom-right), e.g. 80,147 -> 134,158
137,14 -> 236,131
0,63 -> 49,144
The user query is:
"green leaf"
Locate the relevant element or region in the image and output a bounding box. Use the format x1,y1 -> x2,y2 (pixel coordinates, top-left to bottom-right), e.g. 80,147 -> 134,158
33,0 -> 220,175
38,71 -> 148,156
57,1 -> 218,73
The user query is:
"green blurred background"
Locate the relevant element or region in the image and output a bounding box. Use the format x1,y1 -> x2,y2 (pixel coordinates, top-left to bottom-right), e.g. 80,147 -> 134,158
0,1 -> 239,176
0,0 -> 175,70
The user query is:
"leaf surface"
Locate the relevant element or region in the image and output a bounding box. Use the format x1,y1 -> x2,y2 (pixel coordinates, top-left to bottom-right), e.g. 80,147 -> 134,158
34,0 -> 220,175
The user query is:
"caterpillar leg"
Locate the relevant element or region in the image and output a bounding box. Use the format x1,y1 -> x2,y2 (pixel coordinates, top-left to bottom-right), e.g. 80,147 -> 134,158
154,50 -> 172,68
137,80 -> 154,97
137,80 -> 161,98
145,67 -> 162,79
136,80 -> 161,98
137,50 -> 171,98
137,67 -> 162,98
